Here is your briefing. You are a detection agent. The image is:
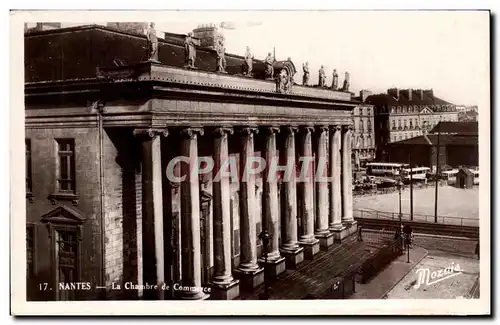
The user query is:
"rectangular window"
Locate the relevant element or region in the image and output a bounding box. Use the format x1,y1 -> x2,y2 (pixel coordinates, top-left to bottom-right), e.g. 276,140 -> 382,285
26,225 -> 35,279
56,229 -> 78,301
26,139 -> 32,193
56,139 -> 76,193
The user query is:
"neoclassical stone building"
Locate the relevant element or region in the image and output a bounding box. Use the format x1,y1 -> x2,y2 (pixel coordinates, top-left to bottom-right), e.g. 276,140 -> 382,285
366,88 -> 458,160
24,23 -> 358,301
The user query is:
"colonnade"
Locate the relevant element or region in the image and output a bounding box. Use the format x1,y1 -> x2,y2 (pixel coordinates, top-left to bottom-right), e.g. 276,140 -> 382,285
134,124 -> 355,300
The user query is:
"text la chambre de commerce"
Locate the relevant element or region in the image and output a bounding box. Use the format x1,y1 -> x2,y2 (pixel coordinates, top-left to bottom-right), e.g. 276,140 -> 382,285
43,282 -> 211,293
110,282 -> 212,293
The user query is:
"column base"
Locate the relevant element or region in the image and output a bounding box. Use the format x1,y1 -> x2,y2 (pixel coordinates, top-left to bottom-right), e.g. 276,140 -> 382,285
234,267 -> 265,290
209,278 -> 240,300
280,246 -> 305,269
298,239 -> 320,260
178,291 -> 211,300
331,221 -> 357,243
257,256 -> 286,278
315,232 -> 334,250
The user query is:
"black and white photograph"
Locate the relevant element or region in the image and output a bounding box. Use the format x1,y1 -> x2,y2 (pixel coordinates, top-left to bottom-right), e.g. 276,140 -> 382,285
9,9 -> 491,316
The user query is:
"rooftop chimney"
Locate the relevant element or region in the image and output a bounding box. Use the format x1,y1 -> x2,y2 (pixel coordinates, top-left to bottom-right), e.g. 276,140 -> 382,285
192,24 -> 224,50
408,89 -> 412,101
387,88 -> 400,101
360,90 -> 372,102
419,89 -> 424,100
423,88 -> 434,99
106,22 -> 148,35
32,22 -> 61,31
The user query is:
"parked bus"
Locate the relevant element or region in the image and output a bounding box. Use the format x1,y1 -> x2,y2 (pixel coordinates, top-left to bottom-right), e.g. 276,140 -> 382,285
441,169 -> 459,184
472,169 -> 479,185
401,167 -> 431,181
366,162 -> 409,176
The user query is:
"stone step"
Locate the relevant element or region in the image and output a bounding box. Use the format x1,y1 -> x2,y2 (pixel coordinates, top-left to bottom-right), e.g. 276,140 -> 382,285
238,233 -> 384,300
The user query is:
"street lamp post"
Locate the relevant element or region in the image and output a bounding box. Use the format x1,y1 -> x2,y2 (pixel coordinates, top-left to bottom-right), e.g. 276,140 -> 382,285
259,229 -> 271,300
397,167 -> 404,250
407,235 -> 411,263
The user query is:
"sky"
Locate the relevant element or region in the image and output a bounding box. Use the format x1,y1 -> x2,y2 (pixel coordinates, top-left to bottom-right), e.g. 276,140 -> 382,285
52,11 -> 489,109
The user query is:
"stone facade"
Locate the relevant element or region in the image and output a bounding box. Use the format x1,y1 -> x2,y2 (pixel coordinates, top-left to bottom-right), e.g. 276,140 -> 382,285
24,25 -> 358,301
367,88 -> 458,161
351,103 -> 375,169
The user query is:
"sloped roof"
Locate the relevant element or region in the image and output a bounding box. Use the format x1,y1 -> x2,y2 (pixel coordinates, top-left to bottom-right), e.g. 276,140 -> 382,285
429,121 -> 478,135
457,166 -> 474,176
25,24 -> 278,83
365,90 -> 453,108
389,134 -> 478,146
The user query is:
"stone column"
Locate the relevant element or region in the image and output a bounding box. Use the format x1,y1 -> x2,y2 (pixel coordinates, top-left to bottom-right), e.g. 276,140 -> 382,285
329,125 -> 344,232
342,125 -> 355,223
297,126 -> 320,260
210,127 -> 240,300
133,127 -> 168,300
258,126 -> 286,277
315,126 -> 334,249
279,126 -> 304,269
234,127 -> 264,289
178,127 -> 209,300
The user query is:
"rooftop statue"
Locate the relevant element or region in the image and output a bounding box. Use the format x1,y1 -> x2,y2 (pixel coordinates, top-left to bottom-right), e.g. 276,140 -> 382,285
318,65 -> 326,87
243,46 -> 254,76
146,22 -> 159,62
302,62 -> 310,86
215,37 -> 227,73
184,32 -> 199,68
276,69 -> 287,93
331,69 -> 339,90
342,71 -> 350,92
264,52 -> 274,79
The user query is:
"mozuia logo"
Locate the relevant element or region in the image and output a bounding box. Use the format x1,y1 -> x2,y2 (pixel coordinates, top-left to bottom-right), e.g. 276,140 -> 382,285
413,262 -> 463,289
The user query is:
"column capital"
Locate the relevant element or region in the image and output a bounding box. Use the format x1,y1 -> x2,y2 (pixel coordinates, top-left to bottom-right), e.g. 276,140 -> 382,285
213,127 -> 234,137
283,126 -> 299,134
238,126 -> 259,137
330,125 -> 342,132
133,127 -> 169,138
342,125 -> 354,132
180,127 -> 204,139
316,125 -> 329,133
262,126 -> 280,135
300,125 -> 315,134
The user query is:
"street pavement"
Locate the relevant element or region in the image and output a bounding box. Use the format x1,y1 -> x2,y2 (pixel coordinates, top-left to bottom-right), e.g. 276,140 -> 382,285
350,246 -> 428,299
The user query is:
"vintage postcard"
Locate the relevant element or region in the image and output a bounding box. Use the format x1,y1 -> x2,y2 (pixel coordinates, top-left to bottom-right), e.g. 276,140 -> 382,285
10,9 -> 491,316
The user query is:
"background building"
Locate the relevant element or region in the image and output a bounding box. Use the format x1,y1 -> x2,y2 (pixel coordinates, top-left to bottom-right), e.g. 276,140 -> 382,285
25,23 -> 358,301
351,90 -> 375,169
366,88 -> 459,161
386,121 -> 478,170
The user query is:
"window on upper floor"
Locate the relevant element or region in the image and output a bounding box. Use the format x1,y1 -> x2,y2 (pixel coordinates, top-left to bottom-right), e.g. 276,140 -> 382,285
26,139 -> 32,194
56,139 -> 76,193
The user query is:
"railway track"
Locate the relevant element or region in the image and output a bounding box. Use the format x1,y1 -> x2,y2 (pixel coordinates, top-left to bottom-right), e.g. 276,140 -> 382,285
355,217 -> 479,239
